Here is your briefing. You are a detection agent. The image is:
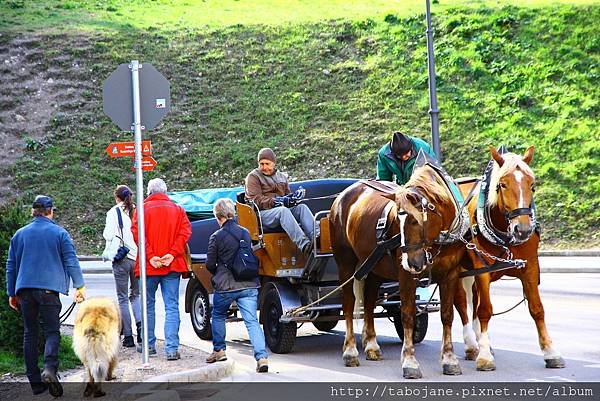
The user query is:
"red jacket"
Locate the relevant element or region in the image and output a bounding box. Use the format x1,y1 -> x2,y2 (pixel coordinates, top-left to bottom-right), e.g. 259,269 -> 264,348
132,193 -> 192,277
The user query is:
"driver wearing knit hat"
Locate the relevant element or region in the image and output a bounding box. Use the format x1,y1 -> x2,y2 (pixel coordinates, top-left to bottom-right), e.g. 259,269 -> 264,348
244,147 -> 315,255
376,131 -> 437,185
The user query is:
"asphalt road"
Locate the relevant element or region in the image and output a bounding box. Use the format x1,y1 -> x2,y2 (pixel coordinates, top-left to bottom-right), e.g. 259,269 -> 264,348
61,258 -> 600,382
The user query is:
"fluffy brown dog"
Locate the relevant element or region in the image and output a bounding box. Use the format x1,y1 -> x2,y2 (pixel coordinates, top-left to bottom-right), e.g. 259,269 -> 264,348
72,297 -> 120,397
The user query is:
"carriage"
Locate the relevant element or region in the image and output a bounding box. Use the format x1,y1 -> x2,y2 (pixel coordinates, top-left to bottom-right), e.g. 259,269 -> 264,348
175,179 -> 439,353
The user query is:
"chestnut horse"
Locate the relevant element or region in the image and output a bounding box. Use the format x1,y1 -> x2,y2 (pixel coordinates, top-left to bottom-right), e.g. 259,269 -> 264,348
456,146 -> 565,371
330,164 -> 468,378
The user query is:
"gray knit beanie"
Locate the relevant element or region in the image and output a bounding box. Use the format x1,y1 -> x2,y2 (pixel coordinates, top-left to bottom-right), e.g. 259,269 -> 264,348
257,148 -> 276,163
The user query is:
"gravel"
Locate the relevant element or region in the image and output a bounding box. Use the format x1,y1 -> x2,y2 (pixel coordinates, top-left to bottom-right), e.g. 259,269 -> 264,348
1,325 -> 210,384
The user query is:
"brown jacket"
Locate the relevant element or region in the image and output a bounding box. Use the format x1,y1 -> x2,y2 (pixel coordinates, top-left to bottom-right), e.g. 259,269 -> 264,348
244,168 -> 291,210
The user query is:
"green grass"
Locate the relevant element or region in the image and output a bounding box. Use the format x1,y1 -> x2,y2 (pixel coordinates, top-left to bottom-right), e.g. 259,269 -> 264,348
1,1 -> 599,251
0,336 -> 81,375
1,0 -> 598,31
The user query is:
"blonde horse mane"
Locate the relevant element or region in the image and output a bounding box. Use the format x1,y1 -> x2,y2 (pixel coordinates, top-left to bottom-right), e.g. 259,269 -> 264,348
394,165 -> 452,224
487,152 -> 535,207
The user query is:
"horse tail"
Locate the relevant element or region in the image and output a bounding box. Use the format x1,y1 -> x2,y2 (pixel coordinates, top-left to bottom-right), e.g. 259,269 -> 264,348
352,278 -> 364,320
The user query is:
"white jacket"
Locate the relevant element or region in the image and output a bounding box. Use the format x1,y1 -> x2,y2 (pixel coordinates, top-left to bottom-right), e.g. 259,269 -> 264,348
102,202 -> 138,262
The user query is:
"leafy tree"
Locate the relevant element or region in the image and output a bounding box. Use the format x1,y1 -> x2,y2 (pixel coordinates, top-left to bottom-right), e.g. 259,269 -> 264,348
0,202 -> 29,355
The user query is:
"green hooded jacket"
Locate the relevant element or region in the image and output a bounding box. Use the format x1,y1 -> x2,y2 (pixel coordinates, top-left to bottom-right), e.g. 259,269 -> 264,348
376,136 -> 436,185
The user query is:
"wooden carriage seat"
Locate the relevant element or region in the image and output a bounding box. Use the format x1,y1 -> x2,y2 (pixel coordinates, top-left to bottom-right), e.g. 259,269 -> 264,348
235,192 -> 300,276
235,192 -> 284,241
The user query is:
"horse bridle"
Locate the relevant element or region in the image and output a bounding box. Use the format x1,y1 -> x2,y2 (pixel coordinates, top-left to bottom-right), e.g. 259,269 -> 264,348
496,183 -> 534,221
396,189 -> 439,265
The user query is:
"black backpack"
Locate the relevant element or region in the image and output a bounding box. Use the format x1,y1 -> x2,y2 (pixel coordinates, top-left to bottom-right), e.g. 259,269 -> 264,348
223,226 -> 259,280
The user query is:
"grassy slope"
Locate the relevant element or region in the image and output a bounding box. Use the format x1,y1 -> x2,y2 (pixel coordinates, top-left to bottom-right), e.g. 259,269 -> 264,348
1,1 -> 598,252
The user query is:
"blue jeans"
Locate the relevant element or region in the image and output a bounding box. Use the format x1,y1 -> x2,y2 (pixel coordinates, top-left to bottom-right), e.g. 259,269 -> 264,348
145,272 -> 181,354
211,288 -> 268,360
18,288 -> 62,387
260,204 -> 315,250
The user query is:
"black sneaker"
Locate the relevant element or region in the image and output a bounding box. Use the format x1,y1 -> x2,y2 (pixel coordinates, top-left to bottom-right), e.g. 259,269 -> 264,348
31,382 -> 48,395
122,335 -> 135,347
136,343 -> 157,355
41,369 -> 63,397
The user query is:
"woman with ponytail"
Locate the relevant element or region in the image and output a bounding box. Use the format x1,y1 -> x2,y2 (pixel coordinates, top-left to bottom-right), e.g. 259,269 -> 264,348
102,185 -> 141,348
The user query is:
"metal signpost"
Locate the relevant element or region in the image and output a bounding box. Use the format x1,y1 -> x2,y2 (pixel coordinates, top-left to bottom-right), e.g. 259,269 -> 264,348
103,61 -> 170,366
425,0 -> 442,160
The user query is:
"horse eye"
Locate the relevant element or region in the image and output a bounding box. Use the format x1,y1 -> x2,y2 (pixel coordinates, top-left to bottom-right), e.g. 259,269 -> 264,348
531,185 -> 536,193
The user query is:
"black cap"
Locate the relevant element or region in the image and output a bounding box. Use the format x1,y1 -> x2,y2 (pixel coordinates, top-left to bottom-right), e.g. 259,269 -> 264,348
391,132 -> 412,157
32,195 -> 54,209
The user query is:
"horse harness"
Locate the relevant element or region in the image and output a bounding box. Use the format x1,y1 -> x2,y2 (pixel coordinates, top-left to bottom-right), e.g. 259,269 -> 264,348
353,183 -> 439,281
458,155 -> 536,278
357,170 -> 528,281
475,158 -> 538,247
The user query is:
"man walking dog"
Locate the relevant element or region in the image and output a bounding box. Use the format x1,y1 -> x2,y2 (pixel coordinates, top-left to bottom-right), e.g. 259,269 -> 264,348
6,195 -> 86,397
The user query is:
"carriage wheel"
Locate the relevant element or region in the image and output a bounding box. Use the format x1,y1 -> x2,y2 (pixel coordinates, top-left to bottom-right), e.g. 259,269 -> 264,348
190,285 -> 212,340
312,319 -> 339,332
312,310 -> 339,331
391,310 -> 428,344
261,287 -> 297,353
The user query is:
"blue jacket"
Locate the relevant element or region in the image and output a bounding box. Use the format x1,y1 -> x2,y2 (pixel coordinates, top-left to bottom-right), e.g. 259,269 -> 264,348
206,219 -> 259,292
6,216 -> 84,296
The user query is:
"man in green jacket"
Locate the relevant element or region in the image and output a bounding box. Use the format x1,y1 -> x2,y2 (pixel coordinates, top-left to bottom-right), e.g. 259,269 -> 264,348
376,131 -> 437,185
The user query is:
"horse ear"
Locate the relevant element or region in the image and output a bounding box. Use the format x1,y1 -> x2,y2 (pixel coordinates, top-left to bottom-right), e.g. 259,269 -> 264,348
522,146 -> 535,165
489,145 -> 504,167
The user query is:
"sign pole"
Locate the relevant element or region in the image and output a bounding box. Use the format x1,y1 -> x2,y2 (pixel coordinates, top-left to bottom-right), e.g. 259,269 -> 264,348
130,60 -> 150,366
425,0 -> 442,160
103,60 -> 168,368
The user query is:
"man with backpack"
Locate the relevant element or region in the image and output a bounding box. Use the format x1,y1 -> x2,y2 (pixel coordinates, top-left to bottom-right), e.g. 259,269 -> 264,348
205,198 -> 269,373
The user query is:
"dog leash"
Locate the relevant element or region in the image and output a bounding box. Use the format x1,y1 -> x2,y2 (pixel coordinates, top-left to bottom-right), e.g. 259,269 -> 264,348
59,302 -> 76,324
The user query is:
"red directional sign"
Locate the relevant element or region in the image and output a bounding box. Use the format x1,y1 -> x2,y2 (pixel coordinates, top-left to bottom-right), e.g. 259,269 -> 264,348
133,156 -> 157,171
106,141 -> 152,157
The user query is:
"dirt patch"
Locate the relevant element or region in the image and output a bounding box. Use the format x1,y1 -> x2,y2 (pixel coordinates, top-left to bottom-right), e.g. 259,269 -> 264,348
0,32 -> 91,203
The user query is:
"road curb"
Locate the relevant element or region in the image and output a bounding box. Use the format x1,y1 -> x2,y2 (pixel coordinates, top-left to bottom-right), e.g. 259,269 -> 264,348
541,267 -> 600,273
141,359 -> 235,383
538,249 -> 600,257
82,268 -> 113,274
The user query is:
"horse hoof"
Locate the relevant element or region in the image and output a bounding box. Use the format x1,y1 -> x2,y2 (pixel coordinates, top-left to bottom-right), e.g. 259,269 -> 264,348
403,367 -> 423,379
443,363 -> 462,375
465,348 -> 479,361
365,349 -> 382,361
476,358 -> 496,371
344,356 -> 360,367
84,383 -> 94,397
545,357 -> 566,369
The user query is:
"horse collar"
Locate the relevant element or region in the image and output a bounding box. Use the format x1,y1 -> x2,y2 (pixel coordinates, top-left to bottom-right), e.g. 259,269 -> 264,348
421,163 -> 470,245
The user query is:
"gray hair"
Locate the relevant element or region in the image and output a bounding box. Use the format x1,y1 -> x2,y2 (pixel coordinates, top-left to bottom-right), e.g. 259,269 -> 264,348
147,178 -> 167,195
213,198 -> 236,220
